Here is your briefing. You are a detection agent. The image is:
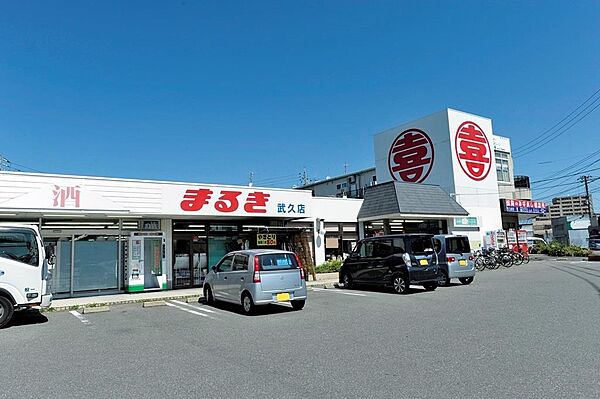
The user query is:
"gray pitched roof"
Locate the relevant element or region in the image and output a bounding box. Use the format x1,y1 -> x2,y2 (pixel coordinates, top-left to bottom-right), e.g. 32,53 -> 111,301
358,181 -> 468,220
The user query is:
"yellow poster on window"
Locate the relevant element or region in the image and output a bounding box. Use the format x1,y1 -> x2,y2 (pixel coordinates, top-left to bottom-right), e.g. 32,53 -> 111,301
257,233 -> 277,246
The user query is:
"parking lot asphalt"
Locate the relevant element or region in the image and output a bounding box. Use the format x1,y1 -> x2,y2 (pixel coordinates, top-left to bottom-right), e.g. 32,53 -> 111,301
1,260 -> 599,399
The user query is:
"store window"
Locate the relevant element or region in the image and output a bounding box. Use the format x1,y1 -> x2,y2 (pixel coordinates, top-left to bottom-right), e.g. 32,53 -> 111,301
73,237 -> 118,292
495,151 -> 510,182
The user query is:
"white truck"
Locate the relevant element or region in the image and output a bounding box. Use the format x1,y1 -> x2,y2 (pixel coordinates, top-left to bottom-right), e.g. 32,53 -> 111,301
0,224 -> 53,328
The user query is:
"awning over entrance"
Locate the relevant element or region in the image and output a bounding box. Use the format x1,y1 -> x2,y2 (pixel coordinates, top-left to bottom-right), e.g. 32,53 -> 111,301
357,181 -> 468,221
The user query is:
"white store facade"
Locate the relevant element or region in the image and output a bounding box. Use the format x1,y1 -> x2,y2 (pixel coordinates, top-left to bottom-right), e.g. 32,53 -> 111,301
0,171 -> 360,298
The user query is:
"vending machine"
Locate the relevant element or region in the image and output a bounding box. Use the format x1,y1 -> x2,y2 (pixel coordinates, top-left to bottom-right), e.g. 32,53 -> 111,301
516,229 -> 529,253
484,230 -> 508,249
507,229 -> 518,252
125,232 -> 167,292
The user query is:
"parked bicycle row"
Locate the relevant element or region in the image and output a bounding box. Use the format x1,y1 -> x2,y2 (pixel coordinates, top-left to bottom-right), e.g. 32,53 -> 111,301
473,247 -> 530,271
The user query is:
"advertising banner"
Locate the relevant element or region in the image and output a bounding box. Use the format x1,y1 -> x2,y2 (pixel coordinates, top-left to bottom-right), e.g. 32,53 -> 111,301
256,233 -> 277,246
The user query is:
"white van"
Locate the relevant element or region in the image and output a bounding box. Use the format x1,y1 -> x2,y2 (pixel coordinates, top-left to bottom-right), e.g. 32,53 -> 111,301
0,225 -> 53,328
526,237 -> 547,247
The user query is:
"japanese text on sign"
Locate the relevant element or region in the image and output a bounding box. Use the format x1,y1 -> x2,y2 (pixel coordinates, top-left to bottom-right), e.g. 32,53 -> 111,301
387,128 -> 435,183
503,199 -> 547,214
180,189 -> 270,214
257,233 -> 277,246
455,121 -> 492,181
53,185 -> 81,208
277,203 -> 306,214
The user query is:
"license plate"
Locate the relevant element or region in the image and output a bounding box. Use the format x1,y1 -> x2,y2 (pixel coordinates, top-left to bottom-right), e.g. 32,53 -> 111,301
276,293 -> 290,302
459,260 -> 467,266
419,259 -> 428,266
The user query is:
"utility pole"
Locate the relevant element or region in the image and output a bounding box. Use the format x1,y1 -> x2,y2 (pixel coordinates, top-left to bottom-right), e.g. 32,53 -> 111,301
248,171 -> 254,187
580,175 -> 593,220
343,163 -> 348,174
299,168 -> 308,186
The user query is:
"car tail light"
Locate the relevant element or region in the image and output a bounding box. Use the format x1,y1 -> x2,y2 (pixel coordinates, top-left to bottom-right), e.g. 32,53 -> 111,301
253,256 -> 261,283
447,256 -> 456,262
294,253 -> 305,280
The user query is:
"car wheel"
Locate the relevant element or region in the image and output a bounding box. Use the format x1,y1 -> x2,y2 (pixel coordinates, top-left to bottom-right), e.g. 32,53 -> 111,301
0,296 -> 14,329
423,284 -> 437,291
204,285 -> 214,305
291,300 -> 305,310
392,274 -> 409,295
341,273 -> 353,289
437,270 -> 450,287
241,293 -> 255,315
459,277 -> 474,285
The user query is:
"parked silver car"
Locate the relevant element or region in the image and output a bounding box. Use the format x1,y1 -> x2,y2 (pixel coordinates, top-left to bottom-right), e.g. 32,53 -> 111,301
203,249 -> 307,315
433,234 -> 476,286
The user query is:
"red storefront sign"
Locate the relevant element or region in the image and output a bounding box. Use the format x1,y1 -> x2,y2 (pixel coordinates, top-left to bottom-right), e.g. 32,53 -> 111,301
387,128 -> 435,183
180,189 -> 270,214
455,121 -> 492,181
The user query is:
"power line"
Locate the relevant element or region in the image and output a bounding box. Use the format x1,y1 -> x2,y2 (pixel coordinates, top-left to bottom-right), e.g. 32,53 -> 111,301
514,97 -> 600,158
0,154 -> 42,173
513,86 -> 600,154
530,148 -> 600,184
531,165 -> 600,188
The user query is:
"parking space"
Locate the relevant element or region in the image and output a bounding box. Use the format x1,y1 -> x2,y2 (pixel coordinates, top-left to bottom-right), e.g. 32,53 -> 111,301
2,260 -> 600,399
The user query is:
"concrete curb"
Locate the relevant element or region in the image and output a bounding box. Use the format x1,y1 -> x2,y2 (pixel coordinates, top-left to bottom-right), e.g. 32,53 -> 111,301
142,301 -> 167,308
307,281 -> 338,289
82,306 -> 110,314
45,280 -> 339,312
46,293 -> 201,313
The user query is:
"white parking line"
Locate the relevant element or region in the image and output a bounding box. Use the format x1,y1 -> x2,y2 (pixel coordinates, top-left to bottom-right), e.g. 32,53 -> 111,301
171,300 -> 218,314
311,287 -> 368,297
69,310 -> 90,325
165,301 -> 214,319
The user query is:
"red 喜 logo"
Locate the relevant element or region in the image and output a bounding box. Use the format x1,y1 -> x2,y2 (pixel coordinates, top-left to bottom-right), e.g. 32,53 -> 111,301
387,129 -> 435,183
455,121 -> 492,181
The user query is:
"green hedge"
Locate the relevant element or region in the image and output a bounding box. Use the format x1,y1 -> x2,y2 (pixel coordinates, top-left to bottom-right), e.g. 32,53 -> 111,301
529,241 -> 591,257
315,259 -> 343,273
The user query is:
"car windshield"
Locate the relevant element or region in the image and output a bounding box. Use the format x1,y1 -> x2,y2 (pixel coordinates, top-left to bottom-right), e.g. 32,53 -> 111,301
446,237 -> 471,254
409,236 -> 433,255
0,229 -> 39,266
258,253 -> 299,271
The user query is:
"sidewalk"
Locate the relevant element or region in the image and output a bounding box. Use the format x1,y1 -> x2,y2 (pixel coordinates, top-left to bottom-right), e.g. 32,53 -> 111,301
48,272 -> 339,312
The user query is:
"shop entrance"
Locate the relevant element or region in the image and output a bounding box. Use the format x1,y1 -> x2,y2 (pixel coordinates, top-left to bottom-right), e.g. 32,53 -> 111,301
173,235 -> 207,288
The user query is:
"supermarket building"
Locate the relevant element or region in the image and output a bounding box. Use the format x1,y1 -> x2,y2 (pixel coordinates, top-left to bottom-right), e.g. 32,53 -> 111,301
0,108 -> 541,298
0,171 -> 360,298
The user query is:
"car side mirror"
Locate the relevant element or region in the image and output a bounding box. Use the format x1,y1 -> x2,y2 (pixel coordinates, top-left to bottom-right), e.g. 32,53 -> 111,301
349,252 -> 360,259
211,265 -> 217,273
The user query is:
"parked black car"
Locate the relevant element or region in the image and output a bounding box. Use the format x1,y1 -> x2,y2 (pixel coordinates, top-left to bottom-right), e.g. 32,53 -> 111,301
339,234 -> 439,294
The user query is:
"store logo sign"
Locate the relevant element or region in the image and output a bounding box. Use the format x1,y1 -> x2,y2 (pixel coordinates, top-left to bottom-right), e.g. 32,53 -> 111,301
52,185 -> 81,208
455,121 -> 492,181
387,128 -> 435,183
180,188 -> 270,214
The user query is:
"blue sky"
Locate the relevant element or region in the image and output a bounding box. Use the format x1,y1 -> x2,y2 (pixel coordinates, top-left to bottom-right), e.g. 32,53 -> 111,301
1,1 -> 599,203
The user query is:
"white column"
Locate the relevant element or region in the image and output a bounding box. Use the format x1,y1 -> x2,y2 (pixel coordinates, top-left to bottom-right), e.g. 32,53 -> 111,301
313,219 -> 326,266
162,218 -> 173,289
358,221 -> 365,240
